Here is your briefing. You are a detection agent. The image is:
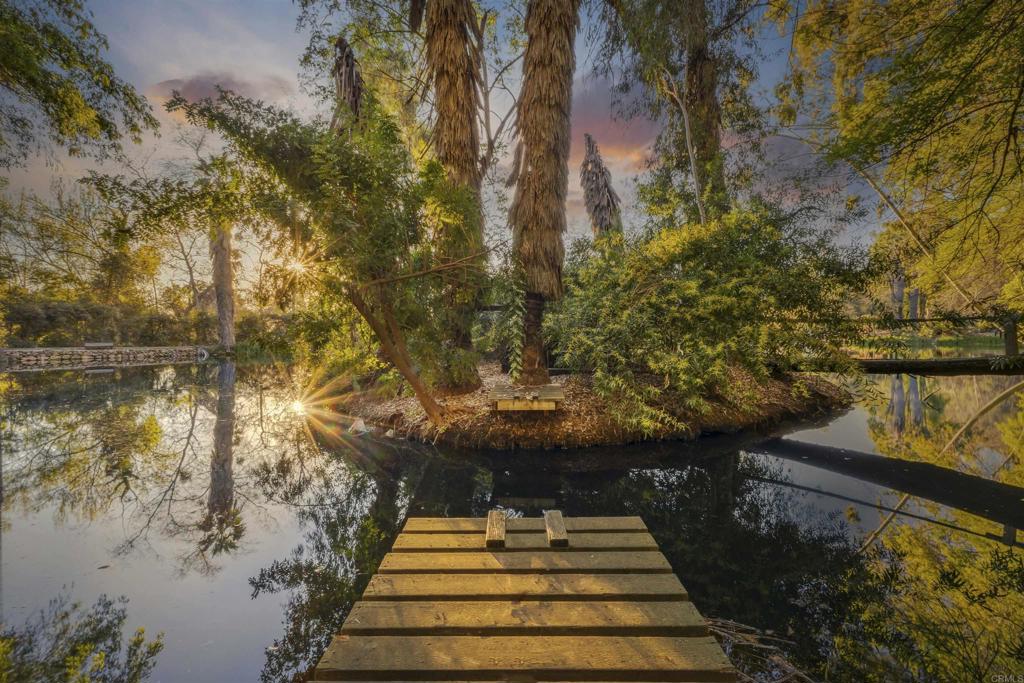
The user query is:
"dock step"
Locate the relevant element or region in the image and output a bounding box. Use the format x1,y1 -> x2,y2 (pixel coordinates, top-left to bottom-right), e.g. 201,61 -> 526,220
314,510 -> 736,681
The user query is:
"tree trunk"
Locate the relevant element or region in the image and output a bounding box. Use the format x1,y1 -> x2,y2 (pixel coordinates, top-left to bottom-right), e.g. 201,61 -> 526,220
1006,319 -> 1019,356
907,287 -> 919,320
347,287 -> 447,425
890,271 -> 906,320
509,0 -> 580,386
425,0 -> 484,393
681,0 -> 728,217
210,220 -> 235,349
520,292 -> 549,385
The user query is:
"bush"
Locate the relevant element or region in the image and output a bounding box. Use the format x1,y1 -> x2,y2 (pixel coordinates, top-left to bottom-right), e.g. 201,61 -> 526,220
547,204 -> 865,434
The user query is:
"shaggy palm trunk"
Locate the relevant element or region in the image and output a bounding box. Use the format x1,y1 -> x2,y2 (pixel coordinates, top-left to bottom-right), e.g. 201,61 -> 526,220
210,220 -> 235,349
510,0 -> 580,385
681,0 -> 728,217
425,0 -> 484,392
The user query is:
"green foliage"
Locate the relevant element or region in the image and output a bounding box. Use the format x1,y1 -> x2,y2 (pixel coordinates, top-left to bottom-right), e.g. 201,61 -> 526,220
548,204 -> 864,434
0,0 -> 157,167
774,0 -> 1024,316
0,593 -> 163,682
475,264 -> 526,381
169,89 -> 481,392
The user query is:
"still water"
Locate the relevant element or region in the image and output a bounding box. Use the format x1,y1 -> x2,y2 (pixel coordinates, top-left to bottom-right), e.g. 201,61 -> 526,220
1,362 -> 1022,682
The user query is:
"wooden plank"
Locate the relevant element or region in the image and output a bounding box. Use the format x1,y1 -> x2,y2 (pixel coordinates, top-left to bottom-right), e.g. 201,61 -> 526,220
315,635 -> 736,681
378,551 -> 672,574
545,510 -> 569,547
402,516 -> 648,534
496,398 -> 557,411
341,600 -> 708,636
484,511 -> 506,548
392,532 -> 658,552
363,573 -> 689,602
488,385 -> 565,399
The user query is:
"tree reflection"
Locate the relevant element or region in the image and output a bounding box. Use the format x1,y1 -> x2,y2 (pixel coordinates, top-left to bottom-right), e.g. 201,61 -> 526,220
857,372 -> 1024,680
2,364 -> 304,575
248,437 -> 426,683
0,592 -> 163,682
197,360 -> 243,558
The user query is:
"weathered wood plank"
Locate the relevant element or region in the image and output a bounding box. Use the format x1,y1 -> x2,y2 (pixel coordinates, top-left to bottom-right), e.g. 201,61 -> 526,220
495,398 -> 558,411
392,532 -> 658,552
545,510 -> 569,547
378,551 -> 672,574
488,385 -> 565,399
315,635 -> 735,681
484,511 -> 506,549
363,573 -> 689,602
402,516 -> 648,534
341,600 -> 708,636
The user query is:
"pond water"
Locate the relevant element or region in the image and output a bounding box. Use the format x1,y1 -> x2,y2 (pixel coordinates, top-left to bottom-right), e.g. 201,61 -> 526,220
1,362 -> 1022,681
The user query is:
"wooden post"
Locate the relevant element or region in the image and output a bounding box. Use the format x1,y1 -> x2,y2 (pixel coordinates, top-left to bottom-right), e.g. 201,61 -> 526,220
485,510 -> 506,548
544,510 -> 568,547
1005,319 -> 1019,356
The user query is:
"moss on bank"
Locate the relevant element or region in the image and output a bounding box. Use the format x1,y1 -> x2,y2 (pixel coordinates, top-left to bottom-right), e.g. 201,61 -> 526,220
338,362 -> 849,450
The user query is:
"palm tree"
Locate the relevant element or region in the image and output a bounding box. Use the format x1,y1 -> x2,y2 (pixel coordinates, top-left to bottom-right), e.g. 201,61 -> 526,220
580,133 -> 622,237
509,0 -> 581,385
421,0 -> 485,392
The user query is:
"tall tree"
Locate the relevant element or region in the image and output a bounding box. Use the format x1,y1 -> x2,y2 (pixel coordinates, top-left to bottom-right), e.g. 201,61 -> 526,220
509,0 -> 580,385
579,133 -> 622,237
597,0 -> 762,223
0,0 -> 157,168
678,0 -> 727,217
774,0 -> 1024,317
421,0 -> 485,392
209,220 -> 236,349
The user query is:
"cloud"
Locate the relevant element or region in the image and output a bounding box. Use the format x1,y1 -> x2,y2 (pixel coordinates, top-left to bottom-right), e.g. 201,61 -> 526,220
569,78 -> 660,169
148,71 -> 294,105
566,77 -> 662,233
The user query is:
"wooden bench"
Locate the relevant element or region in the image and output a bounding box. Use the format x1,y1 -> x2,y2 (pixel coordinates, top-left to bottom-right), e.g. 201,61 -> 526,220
488,384 -> 565,412
314,511 -> 736,681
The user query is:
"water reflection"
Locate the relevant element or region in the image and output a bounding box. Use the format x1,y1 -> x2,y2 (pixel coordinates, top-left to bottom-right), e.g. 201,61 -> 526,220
1,366 -> 1022,681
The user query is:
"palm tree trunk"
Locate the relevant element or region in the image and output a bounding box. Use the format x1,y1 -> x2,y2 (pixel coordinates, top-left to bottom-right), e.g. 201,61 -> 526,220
520,293 -> 548,385
425,0 -> 485,392
509,0 -> 581,385
210,220 -> 235,349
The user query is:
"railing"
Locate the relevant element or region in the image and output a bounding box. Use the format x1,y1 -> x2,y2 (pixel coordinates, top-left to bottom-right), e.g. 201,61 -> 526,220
0,346 -> 209,372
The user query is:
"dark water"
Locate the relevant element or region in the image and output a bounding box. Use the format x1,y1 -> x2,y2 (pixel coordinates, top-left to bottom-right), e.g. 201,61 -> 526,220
1,363 -> 1022,682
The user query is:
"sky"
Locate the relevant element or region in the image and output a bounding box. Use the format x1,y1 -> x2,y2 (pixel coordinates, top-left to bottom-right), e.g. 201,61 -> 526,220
4,0 -> 871,245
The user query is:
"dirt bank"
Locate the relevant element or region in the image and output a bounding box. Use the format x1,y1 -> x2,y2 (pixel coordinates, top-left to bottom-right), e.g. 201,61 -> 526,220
337,362 -> 849,450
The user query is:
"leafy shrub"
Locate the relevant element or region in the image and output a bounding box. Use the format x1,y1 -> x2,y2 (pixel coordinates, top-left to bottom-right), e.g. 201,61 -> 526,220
547,204 -> 865,434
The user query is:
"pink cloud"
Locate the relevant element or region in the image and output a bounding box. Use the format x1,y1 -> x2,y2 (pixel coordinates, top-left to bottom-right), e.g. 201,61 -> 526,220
147,71 -> 294,105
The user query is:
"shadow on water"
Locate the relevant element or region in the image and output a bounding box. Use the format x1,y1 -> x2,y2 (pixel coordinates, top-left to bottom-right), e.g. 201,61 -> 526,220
1,364 -> 1023,681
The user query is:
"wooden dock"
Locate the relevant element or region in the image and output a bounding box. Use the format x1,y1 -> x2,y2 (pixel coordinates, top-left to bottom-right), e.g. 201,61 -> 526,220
0,345 -> 209,372
314,511 -> 736,681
